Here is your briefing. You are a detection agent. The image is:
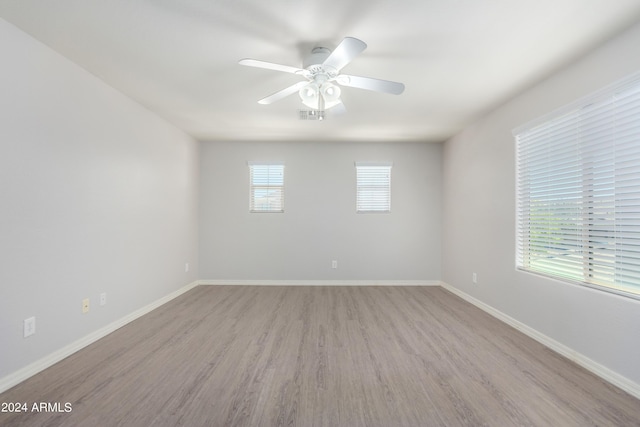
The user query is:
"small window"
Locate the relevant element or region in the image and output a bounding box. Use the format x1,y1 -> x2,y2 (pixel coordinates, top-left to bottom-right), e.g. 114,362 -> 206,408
248,162 -> 284,213
356,162 -> 392,213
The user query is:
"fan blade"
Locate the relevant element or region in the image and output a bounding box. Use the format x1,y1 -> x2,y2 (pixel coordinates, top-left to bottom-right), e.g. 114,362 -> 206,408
337,74 -> 405,95
323,37 -> 367,72
258,81 -> 310,104
239,59 -> 304,75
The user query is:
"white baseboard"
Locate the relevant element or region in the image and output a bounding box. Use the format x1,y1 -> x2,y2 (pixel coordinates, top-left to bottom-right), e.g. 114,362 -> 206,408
439,281 -> 640,400
0,280 -> 199,394
199,279 -> 440,286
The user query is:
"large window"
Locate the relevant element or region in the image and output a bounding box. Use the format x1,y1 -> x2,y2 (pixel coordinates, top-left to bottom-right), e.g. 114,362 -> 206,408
514,72 -> 640,299
248,162 -> 284,213
356,162 -> 392,213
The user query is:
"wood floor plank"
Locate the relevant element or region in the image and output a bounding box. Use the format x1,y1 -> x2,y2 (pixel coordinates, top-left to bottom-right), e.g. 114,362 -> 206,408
1,285 -> 639,426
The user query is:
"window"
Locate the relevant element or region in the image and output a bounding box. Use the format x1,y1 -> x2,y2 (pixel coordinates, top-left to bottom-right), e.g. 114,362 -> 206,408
356,162 -> 392,213
514,72 -> 640,299
248,162 -> 284,213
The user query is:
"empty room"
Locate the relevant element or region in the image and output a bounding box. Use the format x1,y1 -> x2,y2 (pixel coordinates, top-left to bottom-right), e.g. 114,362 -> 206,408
1,1 -> 640,426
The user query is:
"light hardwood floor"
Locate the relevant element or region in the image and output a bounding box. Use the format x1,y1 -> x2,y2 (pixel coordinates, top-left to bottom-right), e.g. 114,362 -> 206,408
1,286 -> 639,426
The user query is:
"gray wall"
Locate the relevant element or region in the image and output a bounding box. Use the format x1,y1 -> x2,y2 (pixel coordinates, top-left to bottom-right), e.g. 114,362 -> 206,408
0,19 -> 199,378
442,21 -> 640,386
199,140 -> 441,281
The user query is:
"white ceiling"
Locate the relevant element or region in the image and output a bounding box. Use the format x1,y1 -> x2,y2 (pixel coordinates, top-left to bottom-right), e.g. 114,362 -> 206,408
1,1 -> 640,143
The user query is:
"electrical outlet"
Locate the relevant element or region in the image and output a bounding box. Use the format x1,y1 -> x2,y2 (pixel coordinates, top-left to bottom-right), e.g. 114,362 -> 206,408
23,317 -> 36,338
99,293 -> 107,306
82,298 -> 90,314
472,273 -> 478,284
332,260 -> 338,269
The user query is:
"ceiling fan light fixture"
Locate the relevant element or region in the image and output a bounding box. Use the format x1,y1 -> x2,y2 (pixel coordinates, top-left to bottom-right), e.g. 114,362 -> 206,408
322,83 -> 341,103
300,82 -> 342,110
299,83 -> 319,108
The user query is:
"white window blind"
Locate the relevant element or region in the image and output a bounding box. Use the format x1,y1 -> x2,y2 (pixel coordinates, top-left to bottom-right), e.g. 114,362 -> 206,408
248,162 -> 284,213
356,162 -> 392,213
514,72 -> 640,299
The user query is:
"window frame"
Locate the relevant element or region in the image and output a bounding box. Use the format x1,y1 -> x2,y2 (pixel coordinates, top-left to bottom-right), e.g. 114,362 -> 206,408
355,162 -> 392,213
248,162 -> 285,213
514,72 -> 640,300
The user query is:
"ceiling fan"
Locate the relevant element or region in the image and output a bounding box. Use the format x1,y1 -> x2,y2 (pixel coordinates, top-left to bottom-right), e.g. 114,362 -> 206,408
239,37 -> 405,118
